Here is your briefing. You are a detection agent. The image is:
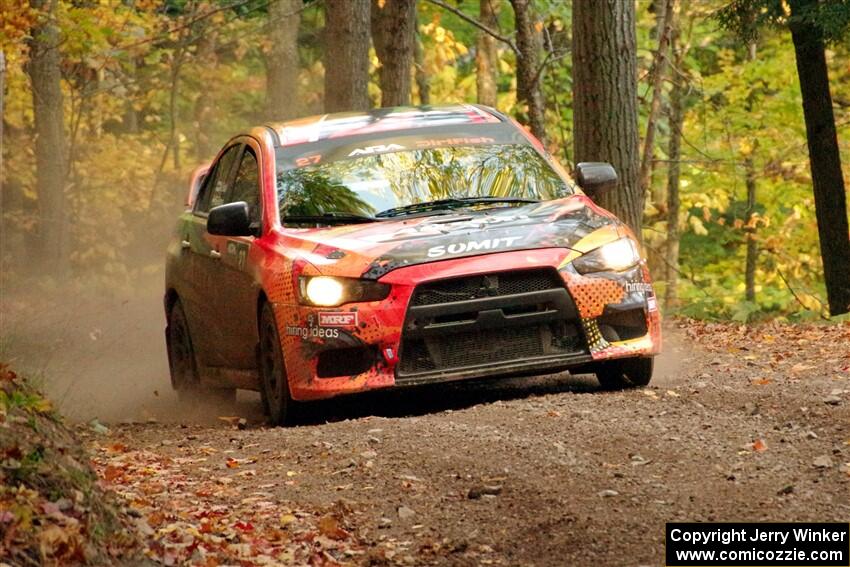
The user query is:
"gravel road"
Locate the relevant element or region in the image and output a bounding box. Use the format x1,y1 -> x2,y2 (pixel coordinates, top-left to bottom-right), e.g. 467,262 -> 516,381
80,321 -> 849,566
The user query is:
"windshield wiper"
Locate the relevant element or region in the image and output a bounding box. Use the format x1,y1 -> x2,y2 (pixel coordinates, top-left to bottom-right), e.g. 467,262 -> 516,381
375,197 -> 539,218
283,212 -> 379,225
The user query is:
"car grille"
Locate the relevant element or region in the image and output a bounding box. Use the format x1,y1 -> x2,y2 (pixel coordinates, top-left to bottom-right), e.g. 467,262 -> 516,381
398,269 -> 588,381
410,269 -> 564,306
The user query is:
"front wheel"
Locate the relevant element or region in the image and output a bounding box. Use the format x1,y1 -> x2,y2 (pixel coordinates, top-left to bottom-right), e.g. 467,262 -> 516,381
595,356 -> 654,390
258,302 -> 294,426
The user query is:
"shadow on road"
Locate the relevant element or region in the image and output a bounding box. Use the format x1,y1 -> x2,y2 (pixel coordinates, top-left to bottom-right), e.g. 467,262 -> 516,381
286,371 -> 603,426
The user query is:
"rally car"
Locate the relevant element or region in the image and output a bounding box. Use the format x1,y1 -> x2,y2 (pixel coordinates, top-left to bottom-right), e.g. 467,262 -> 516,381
165,104 -> 661,424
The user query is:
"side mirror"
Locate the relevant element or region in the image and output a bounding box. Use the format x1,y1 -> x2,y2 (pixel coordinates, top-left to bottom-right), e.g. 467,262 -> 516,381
575,162 -> 618,201
208,202 -> 253,236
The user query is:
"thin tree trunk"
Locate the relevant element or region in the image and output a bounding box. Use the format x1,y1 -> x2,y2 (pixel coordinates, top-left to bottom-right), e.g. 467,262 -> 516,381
789,1 -> 850,315
324,0 -> 371,112
195,30 -> 217,159
122,57 -> 140,134
510,0 -> 546,144
0,50 -> 5,192
169,54 -> 182,171
744,157 -> 758,302
476,0 -> 499,107
27,0 -> 69,275
414,21 -> 430,105
372,0 -> 416,107
0,50 -> 6,273
267,0 -> 302,119
743,42 -> 758,303
665,73 -> 683,308
640,0 -> 674,204
572,0 -> 642,237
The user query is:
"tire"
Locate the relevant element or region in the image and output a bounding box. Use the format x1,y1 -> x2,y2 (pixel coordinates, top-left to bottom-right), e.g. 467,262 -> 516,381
595,356 -> 654,390
167,299 -> 236,405
258,302 -> 294,425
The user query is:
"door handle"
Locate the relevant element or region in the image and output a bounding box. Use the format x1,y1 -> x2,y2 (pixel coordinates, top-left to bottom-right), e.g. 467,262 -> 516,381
180,239 -> 191,249
210,250 -> 221,259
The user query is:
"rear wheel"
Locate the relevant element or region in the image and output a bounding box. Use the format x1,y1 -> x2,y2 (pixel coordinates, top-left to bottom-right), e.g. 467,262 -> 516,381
595,356 -> 654,390
167,299 -> 235,404
258,302 -> 294,425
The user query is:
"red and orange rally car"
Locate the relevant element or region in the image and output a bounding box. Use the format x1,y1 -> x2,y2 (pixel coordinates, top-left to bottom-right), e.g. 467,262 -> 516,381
165,105 -> 661,424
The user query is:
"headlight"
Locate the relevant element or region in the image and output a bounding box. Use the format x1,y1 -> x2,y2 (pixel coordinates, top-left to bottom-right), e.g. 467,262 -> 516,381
299,276 -> 390,307
572,238 -> 641,274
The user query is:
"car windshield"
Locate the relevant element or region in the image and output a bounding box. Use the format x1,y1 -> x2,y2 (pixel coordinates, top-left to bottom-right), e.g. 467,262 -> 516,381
276,144 -> 572,222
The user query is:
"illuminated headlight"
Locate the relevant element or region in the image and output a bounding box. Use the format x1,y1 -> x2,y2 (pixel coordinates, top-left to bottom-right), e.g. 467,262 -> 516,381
299,276 -> 390,307
572,238 -> 641,274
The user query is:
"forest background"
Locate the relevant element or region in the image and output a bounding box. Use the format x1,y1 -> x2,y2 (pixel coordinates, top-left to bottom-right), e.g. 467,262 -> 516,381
2,0 -> 850,323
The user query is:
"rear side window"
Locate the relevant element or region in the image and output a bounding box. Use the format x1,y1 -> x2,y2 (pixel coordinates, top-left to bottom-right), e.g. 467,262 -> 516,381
196,145 -> 241,213
230,149 -> 261,224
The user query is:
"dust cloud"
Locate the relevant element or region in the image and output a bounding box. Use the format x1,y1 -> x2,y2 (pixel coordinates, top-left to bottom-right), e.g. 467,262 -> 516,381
2,272 -> 175,422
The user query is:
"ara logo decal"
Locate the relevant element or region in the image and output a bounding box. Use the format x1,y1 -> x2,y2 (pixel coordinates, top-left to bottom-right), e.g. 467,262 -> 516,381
348,143 -> 405,157
426,236 -> 523,258
318,312 -> 358,328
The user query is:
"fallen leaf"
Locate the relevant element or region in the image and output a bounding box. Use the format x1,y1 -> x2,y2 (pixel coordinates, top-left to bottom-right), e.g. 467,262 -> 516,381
318,514 -> 349,540
752,438 -> 768,452
104,465 -> 124,482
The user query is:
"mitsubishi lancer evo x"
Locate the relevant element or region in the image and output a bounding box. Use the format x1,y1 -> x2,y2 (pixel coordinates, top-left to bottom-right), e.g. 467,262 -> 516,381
165,104 -> 661,424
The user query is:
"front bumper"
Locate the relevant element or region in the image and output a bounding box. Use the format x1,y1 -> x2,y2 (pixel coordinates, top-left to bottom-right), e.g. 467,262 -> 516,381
276,248 -> 661,401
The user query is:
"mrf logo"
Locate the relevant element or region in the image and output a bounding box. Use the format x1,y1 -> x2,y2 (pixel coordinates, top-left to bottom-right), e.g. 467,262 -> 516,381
427,236 -> 522,258
318,311 -> 358,328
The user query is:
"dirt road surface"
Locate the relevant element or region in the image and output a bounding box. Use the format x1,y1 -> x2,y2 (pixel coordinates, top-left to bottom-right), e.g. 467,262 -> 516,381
71,321 -> 849,566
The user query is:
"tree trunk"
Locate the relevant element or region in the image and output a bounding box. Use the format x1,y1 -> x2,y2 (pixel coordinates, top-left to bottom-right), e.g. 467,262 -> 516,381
476,0 -> 499,107
789,2 -> 850,315
324,0 -> 371,113
372,0 -> 416,107
665,76 -> 682,308
744,156 -> 758,302
0,50 -> 5,191
509,0 -> 546,144
665,0 -> 686,308
572,0 -> 642,237
414,21 -> 430,105
743,42 -> 758,304
267,0 -> 302,119
26,0 -> 69,276
195,30 -> 217,159
639,0 -> 673,204
122,57 -> 140,134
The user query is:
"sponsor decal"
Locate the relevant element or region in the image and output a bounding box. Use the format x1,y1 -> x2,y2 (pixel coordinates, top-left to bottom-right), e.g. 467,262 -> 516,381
285,325 -> 340,339
415,137 -> 495,148
625,282 -> 653,293
226,240 -> 249,270
348,143 -> 405,157
647,296 -> 658,311
295,154 -> 321,167
318,311 -> 358,328
427,235 -> 523,258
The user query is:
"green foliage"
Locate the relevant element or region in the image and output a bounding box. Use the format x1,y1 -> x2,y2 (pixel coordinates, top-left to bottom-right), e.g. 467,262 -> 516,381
716,0 -> 850,43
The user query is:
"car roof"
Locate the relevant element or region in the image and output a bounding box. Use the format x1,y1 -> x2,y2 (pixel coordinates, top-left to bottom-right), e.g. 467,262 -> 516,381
264,104 -> 507,147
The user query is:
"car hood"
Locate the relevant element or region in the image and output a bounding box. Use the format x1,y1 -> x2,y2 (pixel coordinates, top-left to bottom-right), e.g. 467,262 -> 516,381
280,195 -> 626,279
